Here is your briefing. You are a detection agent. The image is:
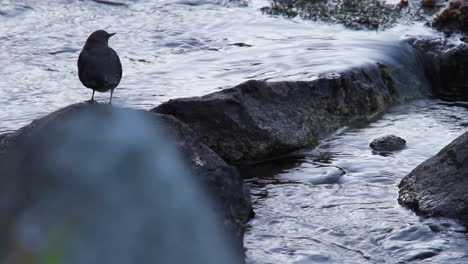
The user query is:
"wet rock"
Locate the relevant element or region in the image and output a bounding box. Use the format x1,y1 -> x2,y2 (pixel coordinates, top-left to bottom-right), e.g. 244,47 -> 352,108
89,0 -> 128,6
370,135 -> 406,152
154,60 -> 429,162
398,131 -> 468,225
0,102 -> 251,257
158,112 -> 252,247
261,0 -> 403,30
409,37 -> 468,101
399,0 -> 409,7
0,133 -> 8,142
432,1 -> 468,33
228,43 -> 253,47
421,0 -> 437,8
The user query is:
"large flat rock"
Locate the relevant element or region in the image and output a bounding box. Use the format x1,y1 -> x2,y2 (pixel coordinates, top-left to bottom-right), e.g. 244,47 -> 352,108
154,59 -> 429,162
398,131 -> 468,224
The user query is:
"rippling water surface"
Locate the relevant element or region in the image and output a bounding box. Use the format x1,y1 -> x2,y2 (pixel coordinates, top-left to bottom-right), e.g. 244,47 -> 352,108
0,0 -> 437,132
243,100 -> 468,264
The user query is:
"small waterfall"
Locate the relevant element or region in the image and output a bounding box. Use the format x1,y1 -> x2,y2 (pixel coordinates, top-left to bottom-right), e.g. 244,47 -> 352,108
374,37 -> 432,100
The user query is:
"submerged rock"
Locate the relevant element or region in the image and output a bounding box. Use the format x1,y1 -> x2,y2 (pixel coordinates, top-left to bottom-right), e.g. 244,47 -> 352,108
398,131 -> 468,224
370,135 -> 406,152
154,60 -> 429,162
0,102 -> 250,262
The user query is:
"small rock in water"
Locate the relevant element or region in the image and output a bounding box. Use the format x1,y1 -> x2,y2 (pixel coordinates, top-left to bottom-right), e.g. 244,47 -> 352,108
228,42 -> 253,47
369,135 -> 406,152
90,0 -> 128,6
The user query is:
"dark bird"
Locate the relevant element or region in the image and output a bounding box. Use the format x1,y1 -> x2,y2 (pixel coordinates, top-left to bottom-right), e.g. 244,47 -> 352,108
78,30 -> 122,103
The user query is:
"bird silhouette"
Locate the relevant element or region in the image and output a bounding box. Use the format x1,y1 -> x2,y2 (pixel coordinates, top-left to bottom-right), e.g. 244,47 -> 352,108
78,30 -> 122,103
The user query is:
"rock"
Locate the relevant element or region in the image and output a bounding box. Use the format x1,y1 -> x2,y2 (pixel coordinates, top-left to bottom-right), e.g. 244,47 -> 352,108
370,135 -> 406,152
398,131 -> 468,224
154,60 -> 429,162
409,37 -> 468,101
157,113 -> 252,247
0,133 -> 8,142
422,0 -> 437,8
0,102 -> 251,261
228,43 -> 253,47
260,0 -> 403,30
399,0 -> 409,7
432,1 -> 468,33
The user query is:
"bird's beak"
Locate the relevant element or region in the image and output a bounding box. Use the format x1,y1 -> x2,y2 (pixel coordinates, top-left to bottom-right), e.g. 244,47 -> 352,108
109,33 -> 116,37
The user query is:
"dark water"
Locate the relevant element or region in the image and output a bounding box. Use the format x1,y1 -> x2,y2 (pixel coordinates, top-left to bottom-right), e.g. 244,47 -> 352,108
244,99 -> 468,264
0,0 -> 437,133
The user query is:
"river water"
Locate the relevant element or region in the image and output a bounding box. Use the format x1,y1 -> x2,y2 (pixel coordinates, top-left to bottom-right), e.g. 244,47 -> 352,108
0,0 -> 436,133
1,0 -> 467,263
243,99 -> 468,263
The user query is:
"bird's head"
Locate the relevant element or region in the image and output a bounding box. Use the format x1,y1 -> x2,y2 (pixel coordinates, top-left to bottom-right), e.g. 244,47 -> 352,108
85,30 -> 116,47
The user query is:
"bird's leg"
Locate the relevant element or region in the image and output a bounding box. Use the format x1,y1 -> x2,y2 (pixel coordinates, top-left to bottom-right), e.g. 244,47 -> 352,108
91,90 -> 95,102
109,89 -> 114,104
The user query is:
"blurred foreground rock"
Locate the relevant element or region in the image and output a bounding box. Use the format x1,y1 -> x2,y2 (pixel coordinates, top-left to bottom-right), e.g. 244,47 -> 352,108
398,131 -> 468,224
0,102 -> 249,263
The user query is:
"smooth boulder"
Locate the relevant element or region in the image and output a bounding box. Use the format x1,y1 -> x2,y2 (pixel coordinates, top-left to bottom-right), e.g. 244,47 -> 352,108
398,131 -> 468,224
370,135 -> 406,152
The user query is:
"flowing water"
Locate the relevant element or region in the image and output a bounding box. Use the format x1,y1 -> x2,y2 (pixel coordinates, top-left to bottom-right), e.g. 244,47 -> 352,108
243,100 -> 468,263
0,0 -> 437,133
1,0 -> 467,263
